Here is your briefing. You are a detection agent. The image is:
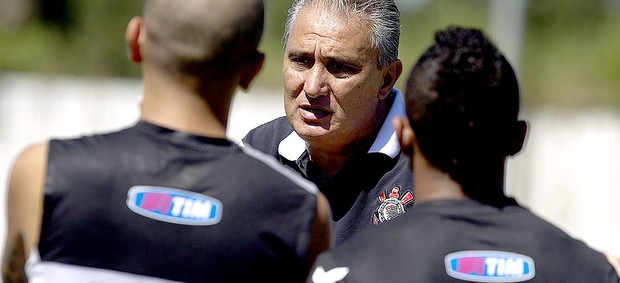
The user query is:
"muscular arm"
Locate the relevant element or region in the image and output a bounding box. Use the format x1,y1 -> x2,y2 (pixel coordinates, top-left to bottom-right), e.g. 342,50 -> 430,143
2,143 -> 47,283
303,192 -> 332,282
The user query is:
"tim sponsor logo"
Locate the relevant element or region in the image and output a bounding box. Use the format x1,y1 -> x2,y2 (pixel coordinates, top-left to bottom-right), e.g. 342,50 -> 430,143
444,250 -> 535,282
127,186 -> 223,225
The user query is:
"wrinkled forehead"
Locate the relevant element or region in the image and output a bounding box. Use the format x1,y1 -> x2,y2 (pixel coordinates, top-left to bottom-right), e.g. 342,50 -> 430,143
289,6 -> 376,59
291,5 -> 371,45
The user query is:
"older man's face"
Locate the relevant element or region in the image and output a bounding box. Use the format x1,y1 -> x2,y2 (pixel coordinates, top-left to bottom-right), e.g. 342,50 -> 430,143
283,6 -> 388,151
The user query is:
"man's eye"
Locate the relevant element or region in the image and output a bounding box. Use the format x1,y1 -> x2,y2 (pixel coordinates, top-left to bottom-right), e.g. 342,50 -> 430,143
291,57 -> 313,68
327,63 -> 356,76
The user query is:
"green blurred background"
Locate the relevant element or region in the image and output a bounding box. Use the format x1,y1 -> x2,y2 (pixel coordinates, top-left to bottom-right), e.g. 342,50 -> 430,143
1,0 -> 619,109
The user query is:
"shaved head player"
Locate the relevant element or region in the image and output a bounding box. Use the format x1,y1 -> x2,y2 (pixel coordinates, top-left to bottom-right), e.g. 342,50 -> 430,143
2,0 -> 331,282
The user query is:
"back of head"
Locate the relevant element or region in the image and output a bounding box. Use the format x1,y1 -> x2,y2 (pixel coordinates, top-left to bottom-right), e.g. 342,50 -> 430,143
143,0 -> 264,76
284,0 -> 400,68
405,27 -> 521,198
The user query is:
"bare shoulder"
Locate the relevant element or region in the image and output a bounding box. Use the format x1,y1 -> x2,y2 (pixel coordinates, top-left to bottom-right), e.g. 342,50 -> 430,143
2,142 -> 48,283
9,142 -> 48,180
7,143 -> 49,214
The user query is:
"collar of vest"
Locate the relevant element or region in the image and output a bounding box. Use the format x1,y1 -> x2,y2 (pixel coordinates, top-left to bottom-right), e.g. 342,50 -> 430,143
278,89 -> 405,161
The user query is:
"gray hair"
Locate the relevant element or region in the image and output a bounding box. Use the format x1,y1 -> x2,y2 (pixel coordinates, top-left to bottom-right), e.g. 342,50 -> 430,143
283,0 -> 400,68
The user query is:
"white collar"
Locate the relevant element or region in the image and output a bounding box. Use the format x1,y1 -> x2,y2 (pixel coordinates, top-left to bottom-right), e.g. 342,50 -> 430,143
278,89 -> 405,161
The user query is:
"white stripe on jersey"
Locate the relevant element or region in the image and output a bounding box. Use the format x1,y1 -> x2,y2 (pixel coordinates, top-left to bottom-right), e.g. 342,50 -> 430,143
26,249 -> 183,283
242,144 -> 318,194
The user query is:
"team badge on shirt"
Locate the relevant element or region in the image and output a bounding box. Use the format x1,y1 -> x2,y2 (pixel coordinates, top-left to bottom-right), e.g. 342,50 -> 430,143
372,186 -> 414,225
126,186 -> 223,226
444,250 -> 535,282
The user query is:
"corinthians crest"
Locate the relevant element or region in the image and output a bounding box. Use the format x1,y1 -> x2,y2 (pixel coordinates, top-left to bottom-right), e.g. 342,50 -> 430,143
373,186 -> 414,225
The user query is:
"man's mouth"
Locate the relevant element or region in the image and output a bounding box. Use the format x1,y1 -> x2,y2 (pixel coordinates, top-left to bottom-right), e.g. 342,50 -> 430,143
299,105 -> 331,120
302,107 -> 329,115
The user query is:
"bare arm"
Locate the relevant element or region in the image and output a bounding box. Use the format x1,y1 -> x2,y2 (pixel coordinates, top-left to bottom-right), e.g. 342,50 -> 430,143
2,143 -> 47,283
303,192 -> 332,282
605,252 -> 620,277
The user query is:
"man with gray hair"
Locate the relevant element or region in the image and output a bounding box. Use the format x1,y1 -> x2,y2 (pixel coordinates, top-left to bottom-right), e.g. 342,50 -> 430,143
243,0 -> 411,245
2,0 -> 331,282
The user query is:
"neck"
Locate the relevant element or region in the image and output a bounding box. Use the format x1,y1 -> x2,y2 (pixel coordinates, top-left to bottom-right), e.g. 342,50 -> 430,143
139,67 -> 234,138
306,145 -> 362,178
460,159 -> 508,204
412,149 -> 510,204
412,149 -> 467,204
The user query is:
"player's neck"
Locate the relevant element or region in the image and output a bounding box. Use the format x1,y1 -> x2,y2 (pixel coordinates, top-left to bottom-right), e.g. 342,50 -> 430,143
139,69 -> 232,138
412,153 -> 467,203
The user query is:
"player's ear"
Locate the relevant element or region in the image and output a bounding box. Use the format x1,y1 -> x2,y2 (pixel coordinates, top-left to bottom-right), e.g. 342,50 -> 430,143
126,16 -> 144,63
393,116 -> 415,159
379,59 -> 403,99
508,120 -> 528,156
239,51 -> 265,91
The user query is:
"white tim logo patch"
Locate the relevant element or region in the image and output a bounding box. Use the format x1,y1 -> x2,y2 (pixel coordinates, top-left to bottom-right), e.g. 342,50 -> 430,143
127,186 -> 223,226
444,250 -> 535,282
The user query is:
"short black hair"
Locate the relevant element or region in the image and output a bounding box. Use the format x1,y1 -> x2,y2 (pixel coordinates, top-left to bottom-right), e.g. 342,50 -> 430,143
143,0 -> 264,76
405,26 -> 520,198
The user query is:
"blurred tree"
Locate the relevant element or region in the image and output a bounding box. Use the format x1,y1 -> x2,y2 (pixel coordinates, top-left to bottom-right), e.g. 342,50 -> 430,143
0,0 -> 36,31
524,0 -> 620,107
0,0 -> 619,108
0,0 -> 142,77
39,0 -> 75,35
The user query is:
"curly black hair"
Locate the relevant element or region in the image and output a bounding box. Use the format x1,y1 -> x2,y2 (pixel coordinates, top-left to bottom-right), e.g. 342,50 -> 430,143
405,26 -> 521,201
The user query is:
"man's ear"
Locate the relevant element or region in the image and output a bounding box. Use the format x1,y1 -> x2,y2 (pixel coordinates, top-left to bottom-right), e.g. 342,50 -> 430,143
508,120 -> 528,156
392,116 -> 415,158
239,52 -> 265,91
125,16 -> 144,63
379,59 -> 403,99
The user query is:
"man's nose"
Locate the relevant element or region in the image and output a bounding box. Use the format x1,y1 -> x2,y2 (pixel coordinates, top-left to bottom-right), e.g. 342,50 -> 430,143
303,66 -> 330,98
